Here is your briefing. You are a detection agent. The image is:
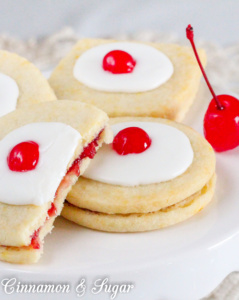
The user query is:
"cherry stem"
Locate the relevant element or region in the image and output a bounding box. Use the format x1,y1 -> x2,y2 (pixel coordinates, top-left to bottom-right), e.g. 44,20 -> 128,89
186,24 -> 224,110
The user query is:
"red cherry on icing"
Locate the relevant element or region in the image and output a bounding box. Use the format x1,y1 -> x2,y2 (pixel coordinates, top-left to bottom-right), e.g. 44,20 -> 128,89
103,50 -> 136,74
112,127 -> 151,155
7,141 -> 39,172
186,24 -> 239,152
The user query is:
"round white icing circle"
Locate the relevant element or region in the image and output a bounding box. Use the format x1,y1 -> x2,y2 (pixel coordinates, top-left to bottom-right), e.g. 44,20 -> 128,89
83,122 -> 194,186
0,73 -> 19,117
0,122 -> 82,206
73,42 -> 174,93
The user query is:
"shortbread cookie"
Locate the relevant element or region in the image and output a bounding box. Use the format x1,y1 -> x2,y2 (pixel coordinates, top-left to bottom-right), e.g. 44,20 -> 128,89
62,117 -> 216,232
0,50 -> 56,117
49,39 -> 206,121
0,101 -> 112,264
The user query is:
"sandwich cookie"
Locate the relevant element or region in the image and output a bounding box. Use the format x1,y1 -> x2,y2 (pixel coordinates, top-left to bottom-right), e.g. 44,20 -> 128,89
62,117 -> 216,232
49,39 -> 206,121
0,50 -> 56,117
0,101 -> 112,264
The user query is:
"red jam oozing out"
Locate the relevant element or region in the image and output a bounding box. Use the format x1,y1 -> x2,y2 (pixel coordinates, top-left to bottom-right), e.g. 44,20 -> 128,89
112,127 -> 152,155
7,141 -> 39,172
30,130 -> 103,249
67,130 -> 102,176
30,228 -> 41,250
186,24 -> 239,152
30,203 -> 57,249
47,202 -> 57,218
102,50 -> 136,74
67,158 -> 81,178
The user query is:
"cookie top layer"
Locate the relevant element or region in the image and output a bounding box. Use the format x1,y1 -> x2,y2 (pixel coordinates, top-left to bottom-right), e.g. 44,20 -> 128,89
0,50 -> 56,109
83,121 -> 194,186
0,122 -> 82,206
0,100 -> 110,247
49,39 -> 206,121
67,117 -> 215,214
73,42 -> 174,92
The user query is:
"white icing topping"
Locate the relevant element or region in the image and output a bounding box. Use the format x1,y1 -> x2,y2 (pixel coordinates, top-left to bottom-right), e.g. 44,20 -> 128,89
0,123 -> 81,206
0,73 -> 19,117
83,122 -> 194,186
73,42 -> 174,93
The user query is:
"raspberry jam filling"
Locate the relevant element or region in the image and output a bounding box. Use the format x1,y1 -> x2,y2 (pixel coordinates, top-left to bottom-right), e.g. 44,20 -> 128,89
30,228 -> 41,250
47,202 -> 57,219
67,129 -> 103,177
30,203 -> 57,250
29,130 -> 103,249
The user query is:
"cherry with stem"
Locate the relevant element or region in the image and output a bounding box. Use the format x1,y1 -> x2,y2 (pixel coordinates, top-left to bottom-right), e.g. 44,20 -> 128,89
186,25 -> 223,110
186,24 -> 239,152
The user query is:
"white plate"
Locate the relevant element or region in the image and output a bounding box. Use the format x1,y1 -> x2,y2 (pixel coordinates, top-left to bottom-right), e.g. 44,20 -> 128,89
1,85 -> 239,300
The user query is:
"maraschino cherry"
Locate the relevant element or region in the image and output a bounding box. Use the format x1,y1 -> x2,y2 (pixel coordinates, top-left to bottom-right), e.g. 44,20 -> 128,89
103,50 -> 136,74
113,127 -> 151,155
186,24 -> 239,152
7,141 -> 39,172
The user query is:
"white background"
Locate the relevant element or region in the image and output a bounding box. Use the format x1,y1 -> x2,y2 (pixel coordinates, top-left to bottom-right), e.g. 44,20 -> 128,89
0,0 -> 238,45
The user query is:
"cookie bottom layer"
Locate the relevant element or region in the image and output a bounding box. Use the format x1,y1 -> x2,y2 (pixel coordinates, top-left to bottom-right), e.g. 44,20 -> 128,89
62,174 -> 216,232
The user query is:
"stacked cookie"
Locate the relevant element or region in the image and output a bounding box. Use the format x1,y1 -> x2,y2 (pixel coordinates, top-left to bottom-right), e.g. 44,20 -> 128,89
49,39 -> 216,232
0,52 -> 112,264
0,38 -> 216,264
62,117 -> 215,232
